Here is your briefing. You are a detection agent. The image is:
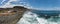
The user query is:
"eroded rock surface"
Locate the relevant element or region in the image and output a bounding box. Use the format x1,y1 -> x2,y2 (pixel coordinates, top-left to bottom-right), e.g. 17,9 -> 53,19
0,6 -> 28,24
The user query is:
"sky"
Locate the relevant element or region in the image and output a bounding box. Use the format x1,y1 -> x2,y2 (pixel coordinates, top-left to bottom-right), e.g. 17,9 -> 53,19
0,0 -> 60,10
27,0 -> 60,8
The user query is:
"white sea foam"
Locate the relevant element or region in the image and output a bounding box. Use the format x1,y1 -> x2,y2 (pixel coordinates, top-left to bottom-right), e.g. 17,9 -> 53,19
17,11 -> 39,24
17,11 -> 60,24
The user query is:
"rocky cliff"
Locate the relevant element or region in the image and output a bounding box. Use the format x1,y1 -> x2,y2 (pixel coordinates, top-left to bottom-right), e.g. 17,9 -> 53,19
0,6 -> 28,24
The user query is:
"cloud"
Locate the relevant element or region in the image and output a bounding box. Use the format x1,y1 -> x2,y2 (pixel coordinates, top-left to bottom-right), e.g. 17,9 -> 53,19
0,0 -> 16,8
0,0 -> 31,8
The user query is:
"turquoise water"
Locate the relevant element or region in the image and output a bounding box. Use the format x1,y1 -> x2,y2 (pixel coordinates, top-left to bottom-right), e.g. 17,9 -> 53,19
17,10 -> 60,24
31,10 -> 60,19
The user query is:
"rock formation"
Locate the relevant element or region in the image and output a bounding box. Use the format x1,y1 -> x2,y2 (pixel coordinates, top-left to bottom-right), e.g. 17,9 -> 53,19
0,6 -> 28,24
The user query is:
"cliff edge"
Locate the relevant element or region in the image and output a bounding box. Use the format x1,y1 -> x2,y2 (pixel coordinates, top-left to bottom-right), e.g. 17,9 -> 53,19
0,6 -> 29,24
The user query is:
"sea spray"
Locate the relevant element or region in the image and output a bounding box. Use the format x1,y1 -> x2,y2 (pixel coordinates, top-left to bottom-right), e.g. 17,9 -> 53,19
17,11 -> 60,24
17,11 -> 40,24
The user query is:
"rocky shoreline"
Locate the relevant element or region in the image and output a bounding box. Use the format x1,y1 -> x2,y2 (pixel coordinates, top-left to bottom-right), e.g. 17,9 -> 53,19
0,6 -> 29,24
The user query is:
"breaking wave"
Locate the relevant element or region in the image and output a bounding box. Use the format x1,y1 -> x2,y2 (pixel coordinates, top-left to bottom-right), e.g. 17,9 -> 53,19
17,11 -> 40,24
17,11 -> 60,24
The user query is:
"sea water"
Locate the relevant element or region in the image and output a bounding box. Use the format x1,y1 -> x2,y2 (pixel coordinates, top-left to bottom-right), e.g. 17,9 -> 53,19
17,10 -> 60,24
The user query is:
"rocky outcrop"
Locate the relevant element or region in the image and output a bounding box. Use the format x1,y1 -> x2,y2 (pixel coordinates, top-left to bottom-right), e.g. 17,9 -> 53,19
0,6 -> 28,24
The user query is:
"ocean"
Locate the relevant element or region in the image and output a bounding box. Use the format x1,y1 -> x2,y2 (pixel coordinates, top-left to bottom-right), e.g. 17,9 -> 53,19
17,10 -> 60,24
0,0 -> 59,24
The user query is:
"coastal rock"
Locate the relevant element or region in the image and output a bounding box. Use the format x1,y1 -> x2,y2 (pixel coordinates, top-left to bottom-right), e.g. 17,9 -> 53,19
0,6 -> 28,24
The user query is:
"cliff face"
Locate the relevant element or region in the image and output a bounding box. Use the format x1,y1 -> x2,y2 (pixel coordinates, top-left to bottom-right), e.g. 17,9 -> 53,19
0,6 -> 28,24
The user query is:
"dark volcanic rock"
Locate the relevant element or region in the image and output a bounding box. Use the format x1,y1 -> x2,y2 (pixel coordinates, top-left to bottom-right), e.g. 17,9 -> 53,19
0,6 -> 28,24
